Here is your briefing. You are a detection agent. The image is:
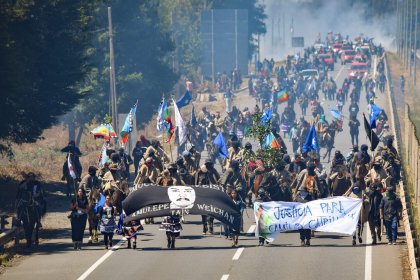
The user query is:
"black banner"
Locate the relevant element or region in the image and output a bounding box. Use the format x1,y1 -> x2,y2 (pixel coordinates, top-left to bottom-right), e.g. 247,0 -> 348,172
122,184 -> 241,231
363,114 -> 380,151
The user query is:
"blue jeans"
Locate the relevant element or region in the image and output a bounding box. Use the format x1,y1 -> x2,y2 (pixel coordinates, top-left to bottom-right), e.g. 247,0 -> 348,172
223,224 -> 231,238
383,216 -> 398,242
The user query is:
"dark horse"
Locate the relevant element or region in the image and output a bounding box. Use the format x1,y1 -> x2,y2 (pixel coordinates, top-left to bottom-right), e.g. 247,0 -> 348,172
16,193 -> 45,249
87,188 -> 101,244
321,122 -> 342,163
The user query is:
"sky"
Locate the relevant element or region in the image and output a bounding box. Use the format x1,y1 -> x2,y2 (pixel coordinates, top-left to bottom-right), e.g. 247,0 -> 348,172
259,0 -> 396,60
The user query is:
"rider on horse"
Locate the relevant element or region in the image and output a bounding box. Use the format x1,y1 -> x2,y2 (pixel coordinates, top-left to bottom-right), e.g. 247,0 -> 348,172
16,172 -> 46,228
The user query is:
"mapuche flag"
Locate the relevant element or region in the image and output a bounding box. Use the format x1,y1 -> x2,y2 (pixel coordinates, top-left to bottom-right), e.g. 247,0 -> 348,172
120,103 -> 137,145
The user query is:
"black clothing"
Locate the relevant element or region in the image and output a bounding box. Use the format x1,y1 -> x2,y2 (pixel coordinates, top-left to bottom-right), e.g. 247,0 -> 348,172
379,193 -> 402,221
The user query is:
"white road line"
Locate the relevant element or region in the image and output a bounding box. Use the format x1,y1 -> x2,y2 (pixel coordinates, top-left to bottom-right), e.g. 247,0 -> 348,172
77,239 -> 125,280
220,274 -> 229,280
247,225 -> 256,234
364,226 -> 372,280
334,64 -> 345,81
232,247 -> 244,260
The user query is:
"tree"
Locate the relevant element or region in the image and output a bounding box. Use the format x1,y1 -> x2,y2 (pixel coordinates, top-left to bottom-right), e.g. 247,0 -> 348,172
247,105 -> 284,169
0,0 -> 99,154
70,0 -> 178,133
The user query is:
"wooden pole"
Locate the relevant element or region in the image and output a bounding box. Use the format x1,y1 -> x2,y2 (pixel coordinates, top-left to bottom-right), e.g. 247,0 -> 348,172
108,7 -> 118,135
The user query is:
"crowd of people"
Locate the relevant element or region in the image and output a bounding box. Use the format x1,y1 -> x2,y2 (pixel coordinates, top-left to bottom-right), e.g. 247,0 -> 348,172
15,33 -> 403,251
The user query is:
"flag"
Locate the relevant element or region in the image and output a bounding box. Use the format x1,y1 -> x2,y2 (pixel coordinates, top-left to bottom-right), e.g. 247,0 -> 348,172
329,109 -> 343,120
263,132 -> 281,149
363,114 -> 380,151
67,155 -> 77,179
120,103 -> 137,145
99,143 -> 108,167
91,124 -> 116,141
176,90 -> 192,109
278,91 -> 289,103
173,98 -> 187,145
301,124 -> 319,153
213,132 -> 228,159
261,107 -> 273,124
370,104 -> 383,129
191,105 -> 197,127
308,79 -> 315,91
156,99 -> 168,131
94,193 -> 106,214
164,117 -> 174,143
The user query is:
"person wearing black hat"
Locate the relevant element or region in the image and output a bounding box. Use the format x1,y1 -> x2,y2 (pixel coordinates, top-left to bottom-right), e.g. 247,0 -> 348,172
133,157 -> 158,185
174,156 -> 191,185
235,142 -> 255,166
132,141 -> 145,176
366,182 -> 383,245
379,186 -> 402,245
118,147 -> 133,179
383,137 -> 399,161
292,162 -> 320,246
288,153 -> 307,176
16,172 -> 46,229
348,115 -> 360,146
345,180 -> 364,245
224,141 -> 241,171
79,166 -> 101,194
189,145 -> 201,170
219,160 -> 246,194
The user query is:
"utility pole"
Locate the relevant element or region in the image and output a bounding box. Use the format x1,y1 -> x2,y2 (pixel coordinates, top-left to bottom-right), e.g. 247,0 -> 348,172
415,0 -> 418,86
271,17 -> 274,48
211,10 -> 215,85
397,1 -> 400,57
235,9 -> 238,69
108,7 -> 118,134
282,13 -> 285,48
408,0 -> 413,77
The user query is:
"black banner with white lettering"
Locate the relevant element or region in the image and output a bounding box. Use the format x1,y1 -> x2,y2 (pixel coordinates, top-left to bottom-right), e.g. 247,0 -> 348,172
122,184 -> 241,231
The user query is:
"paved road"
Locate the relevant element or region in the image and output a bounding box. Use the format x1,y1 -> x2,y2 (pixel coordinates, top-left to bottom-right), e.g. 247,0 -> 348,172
1,57 -> 406,280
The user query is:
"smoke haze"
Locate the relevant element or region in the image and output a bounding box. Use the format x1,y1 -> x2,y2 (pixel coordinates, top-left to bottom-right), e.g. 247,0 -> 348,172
259,0 -> 396,60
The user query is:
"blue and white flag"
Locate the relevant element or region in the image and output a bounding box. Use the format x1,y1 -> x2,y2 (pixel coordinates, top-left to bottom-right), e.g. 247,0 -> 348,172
156,99 -> 168,132
213,132 -> 228,159
94,193 -> 106,214
176,91 -> 192,109
120,103 -> 137,144
261,107 -> 273,125
301,124 -> 319,153
99,143 -> 108,167
370,104 -> 383,129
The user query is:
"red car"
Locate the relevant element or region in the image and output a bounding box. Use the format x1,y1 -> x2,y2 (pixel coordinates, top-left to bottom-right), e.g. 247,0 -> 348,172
332,43 -> 342,54
317,53 -> 334,70
348,62 -> 369,80
341,50 -> 356,64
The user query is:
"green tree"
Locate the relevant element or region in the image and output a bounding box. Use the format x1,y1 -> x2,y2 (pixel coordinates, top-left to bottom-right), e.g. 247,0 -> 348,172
0,0 -> 99,154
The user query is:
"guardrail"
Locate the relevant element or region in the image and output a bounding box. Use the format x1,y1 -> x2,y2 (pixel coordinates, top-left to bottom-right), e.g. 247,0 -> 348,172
384,53 -> 420,280
0,214 -> 20,252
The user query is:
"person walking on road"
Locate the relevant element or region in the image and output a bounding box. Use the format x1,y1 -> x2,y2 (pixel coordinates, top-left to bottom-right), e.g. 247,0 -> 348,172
348,116 -> 360,147
160,214 -> 182,249
69,188 -> 88,250
380,186 -> 402,245
98,195 -> 117,249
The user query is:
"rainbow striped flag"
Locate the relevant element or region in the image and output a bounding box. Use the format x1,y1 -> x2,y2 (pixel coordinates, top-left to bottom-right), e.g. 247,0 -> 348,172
278,91 -> 288,103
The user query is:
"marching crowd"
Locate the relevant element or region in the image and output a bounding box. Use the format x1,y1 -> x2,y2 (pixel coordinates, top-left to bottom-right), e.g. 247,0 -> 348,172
14,33 -> 403,251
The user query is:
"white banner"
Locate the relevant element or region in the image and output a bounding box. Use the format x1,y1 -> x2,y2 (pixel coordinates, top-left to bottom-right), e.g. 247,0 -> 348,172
254,197 -> 363,242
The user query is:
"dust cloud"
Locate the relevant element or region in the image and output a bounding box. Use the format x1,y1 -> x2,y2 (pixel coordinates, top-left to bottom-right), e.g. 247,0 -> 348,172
259,0 -> 396,60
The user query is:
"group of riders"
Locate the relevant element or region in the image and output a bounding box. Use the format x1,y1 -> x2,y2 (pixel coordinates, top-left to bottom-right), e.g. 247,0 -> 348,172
15,33 -> 403,250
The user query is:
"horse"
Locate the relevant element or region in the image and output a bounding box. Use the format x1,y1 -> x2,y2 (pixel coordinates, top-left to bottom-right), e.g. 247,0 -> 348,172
321,122 -> 342,163
16,193 -> 45,249
87,188 -> 101,244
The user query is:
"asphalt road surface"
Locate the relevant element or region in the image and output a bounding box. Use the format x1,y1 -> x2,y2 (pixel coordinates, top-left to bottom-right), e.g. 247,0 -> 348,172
1,57 -> 406,280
